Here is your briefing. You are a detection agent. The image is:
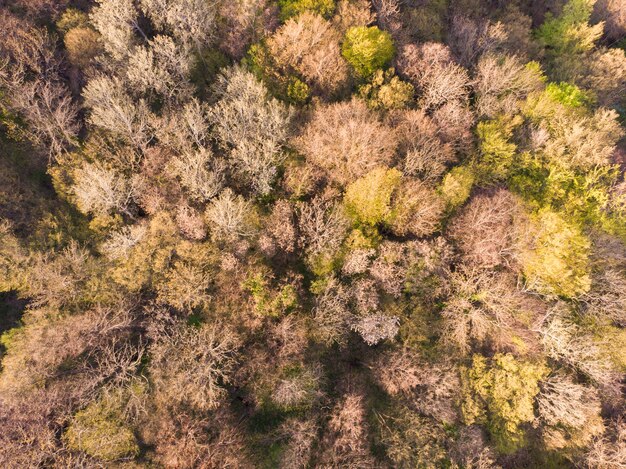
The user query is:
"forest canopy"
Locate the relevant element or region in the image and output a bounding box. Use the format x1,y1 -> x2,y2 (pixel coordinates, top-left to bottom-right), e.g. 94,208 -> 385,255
0,0 -> 625,467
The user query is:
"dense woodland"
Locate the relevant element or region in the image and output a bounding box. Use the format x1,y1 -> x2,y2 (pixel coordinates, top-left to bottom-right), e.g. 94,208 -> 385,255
0,0 -> 625,467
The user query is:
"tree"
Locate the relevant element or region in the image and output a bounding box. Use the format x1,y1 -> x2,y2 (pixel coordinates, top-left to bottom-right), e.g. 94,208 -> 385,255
278,0 -> 336,20
447,15 -> 508,68
149,323 -> 240,411
90,0 -> 144,61
342,26 -> 395,77
396,42 -> 470,111
318,394 -> 377,467
268,11 -> 350,97
389,179 -> 444,237
0,18 -> 79,159
391,109 -> 455,183
82,75 -> 154,150
474,54 -> 544,118
205,189 -> 257,242
297,195 -> 350,273
168,148 -> 225,202
63,391 -> 140,461
540,310 -> 615,385
208,65 -> 292,194
536,373 -> 604,451
448,189 -> 527,270
344,167 -> 401,227
72,161 -> 134,217
294,98 -> 397,186
461,353 -> 548,453
358,68 -> 414,110
126,35 -> 194,101
140,0 -> 219,51
521,209 -> 591,298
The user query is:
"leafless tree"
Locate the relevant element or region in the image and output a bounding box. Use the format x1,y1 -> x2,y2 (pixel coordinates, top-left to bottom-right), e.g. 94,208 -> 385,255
297,195 -> 350,261
396,42 -> 471,111
474,53 -> 543,118
294,99 -> 397,186
140,0 -> 219,51
389,109 -> 456,183
540,306 -> 616,386
205,189 -> 257,241
0,18 -> 78,159
447,189 -> 527,270
208,65 -> 292,194
268,12 -> 350,97
150,322 -> 240,411
126,35 -> 194,101
83,75 -> 155,150
72,161 -> 135,217
90,0 -> 145,60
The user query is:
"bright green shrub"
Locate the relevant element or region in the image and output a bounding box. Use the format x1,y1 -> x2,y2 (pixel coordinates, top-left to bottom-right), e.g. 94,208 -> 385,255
344,167 -> 401,226
461,354 -> 548,453
278,0 -> 335,20
64,394 -> 139,461
243,272 -> 299,317
342,26 -> 395,77
358,68 -> 414,110
544,82 -> 591,108
521,209 -> 591,298
287,76 -> 311,104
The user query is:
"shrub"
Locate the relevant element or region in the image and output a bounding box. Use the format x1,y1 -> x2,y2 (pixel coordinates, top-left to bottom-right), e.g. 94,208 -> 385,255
64,393 -> 139,461
341,26 -> 394,77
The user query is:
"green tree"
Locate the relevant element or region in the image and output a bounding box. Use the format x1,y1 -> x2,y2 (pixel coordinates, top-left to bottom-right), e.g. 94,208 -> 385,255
344,167 -> 401,226
278,0 -> 335,21
521,209 -> 591,298
342,26 -> 395,77
535,0 -> 603,56
461,354 -> 548,453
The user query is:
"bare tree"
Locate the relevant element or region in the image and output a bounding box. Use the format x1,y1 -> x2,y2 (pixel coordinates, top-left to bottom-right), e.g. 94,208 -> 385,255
585,418 -> 626,469
126,35 -> 194,101
205,189 -> 257,241
208,65 -> 292,194
396,42 -> 471,110
268,11 -> 350,97
82,75 -> 154,150
312,276 -> 352,345
297,195 -> 350,262
294,99 -> 397,186
140,0 -> 219,51
540,307 -> 615,386
474,53 -> 543,118
0,18 -> 78,159
72,161 -> 135,217
318,394 -> 377,468
90,0 -> 145,60
447,189 -> 527,270
150,323 -> 240,411
390,109 -> 456,183
168,148 -> 225,202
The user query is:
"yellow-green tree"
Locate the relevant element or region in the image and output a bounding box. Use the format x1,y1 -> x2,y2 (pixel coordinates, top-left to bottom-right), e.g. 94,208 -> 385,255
521,209 -> 591,298
461,353 -> 548,453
